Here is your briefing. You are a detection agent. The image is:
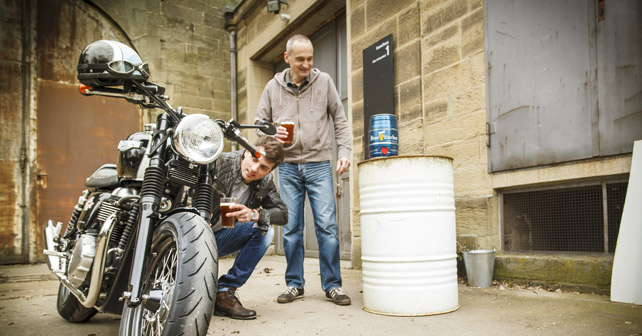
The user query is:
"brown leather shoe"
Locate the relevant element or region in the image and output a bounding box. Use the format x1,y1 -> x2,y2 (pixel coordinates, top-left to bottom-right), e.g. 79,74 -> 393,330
214,288 -> 257,320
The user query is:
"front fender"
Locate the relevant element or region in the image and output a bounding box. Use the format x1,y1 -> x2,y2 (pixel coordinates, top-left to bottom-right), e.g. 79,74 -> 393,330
160,207 -> 201,221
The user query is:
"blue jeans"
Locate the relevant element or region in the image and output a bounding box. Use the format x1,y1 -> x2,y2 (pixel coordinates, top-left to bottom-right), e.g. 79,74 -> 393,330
278,161 -> 342,292
215,222 -> 274,291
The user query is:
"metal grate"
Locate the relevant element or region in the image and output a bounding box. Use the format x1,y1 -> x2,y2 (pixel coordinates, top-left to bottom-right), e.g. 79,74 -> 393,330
503,182 -> 627,253
168,159 -> 199,187
607,183 -> 628,252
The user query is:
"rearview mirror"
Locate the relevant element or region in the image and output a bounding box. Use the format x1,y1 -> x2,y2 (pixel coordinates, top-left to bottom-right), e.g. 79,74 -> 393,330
256,120 -> 277,135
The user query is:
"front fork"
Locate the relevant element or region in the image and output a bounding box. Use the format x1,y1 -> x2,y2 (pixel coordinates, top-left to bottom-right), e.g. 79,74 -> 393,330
124,114 -> 168,307
123,114 -> 215,307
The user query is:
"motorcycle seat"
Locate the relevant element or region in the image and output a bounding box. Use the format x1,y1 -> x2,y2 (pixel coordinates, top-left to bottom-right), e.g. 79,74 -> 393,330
85,163 -> 119,189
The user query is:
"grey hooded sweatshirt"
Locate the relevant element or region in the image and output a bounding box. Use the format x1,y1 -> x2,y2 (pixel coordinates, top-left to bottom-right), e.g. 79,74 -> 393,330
255,68 -> 351,164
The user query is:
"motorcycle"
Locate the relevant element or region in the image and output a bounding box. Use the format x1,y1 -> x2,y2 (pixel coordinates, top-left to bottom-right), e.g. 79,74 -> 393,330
42,40 -> 275,335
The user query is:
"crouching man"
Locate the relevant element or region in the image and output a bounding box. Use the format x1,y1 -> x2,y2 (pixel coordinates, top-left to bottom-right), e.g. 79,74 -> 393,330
209,136 -> 287,319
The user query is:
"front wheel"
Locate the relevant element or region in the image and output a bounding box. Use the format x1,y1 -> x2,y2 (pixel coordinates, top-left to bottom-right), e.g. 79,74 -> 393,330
119,212 -> 218,336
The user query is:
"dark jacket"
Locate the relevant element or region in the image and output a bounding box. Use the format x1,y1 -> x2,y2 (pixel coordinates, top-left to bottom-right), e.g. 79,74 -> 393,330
209,150 -> 287,233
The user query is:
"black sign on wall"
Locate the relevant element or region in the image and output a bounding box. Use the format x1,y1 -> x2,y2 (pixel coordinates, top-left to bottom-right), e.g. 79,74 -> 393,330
362,34 -> 394,159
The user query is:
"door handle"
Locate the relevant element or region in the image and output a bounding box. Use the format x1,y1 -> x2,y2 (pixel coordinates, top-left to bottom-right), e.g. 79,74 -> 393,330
37,171 -> 48,187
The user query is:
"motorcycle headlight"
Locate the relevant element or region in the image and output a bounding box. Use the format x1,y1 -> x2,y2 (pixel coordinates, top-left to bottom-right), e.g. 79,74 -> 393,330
172,114 -> 224,164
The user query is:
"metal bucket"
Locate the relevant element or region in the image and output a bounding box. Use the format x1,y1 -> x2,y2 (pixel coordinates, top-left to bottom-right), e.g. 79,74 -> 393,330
462,250 -> 496,288
368,114 -> 398,159
358,155 -> 458,316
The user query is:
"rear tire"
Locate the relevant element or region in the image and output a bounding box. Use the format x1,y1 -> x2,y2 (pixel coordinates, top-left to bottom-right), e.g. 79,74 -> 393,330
119,212 -> 218,336
56,283 -> 98,323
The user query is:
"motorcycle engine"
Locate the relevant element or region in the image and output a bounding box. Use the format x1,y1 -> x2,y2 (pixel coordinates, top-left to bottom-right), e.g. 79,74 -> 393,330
66,188 -> 138,289
67,233 -> 96,287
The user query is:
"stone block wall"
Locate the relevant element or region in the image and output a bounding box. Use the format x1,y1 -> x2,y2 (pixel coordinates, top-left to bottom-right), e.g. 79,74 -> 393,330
419,1 -> 492,251
91,0 -> 234,124
349,0 -> 489,267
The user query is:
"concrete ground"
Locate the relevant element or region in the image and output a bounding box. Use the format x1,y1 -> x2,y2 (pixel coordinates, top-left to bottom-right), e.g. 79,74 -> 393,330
0,255 -> 640,336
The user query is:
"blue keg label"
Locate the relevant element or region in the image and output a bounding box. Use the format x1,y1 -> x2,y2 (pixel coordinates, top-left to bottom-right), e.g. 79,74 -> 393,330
369,129 -> 398,157
369,130 -> 398,144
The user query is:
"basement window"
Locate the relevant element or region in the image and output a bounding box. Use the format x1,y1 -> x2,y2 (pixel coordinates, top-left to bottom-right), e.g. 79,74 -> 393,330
502,180 -> 628,253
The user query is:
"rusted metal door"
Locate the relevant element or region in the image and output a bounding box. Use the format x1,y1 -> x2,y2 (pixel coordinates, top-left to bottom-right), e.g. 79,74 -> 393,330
36,81 -> 139,255
31,0 -> 140,262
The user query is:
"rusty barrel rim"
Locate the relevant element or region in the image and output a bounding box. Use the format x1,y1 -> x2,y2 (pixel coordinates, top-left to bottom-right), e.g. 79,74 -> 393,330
358,154 -> 453,166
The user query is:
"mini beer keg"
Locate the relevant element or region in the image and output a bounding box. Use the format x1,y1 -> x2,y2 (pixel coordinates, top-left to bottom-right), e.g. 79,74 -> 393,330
368,114 -> 398,159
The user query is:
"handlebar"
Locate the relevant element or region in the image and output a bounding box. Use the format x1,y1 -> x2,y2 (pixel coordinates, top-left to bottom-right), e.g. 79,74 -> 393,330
79,81 -> 272,159
217,120 -> 266,159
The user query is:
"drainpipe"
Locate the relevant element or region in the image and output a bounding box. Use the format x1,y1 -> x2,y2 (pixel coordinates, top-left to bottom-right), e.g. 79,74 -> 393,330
229,29 -> 238,151
20,0 -> 34,263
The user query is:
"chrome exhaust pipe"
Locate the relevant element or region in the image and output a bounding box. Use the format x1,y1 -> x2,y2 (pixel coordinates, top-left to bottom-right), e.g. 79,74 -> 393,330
43,215 -> 118,309
78,213 -> 117,308
43,220 -> 64,275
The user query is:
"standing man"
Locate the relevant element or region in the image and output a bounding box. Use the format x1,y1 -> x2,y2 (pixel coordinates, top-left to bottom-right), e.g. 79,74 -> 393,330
255,34 -> 352,305
210,136 -> 287,319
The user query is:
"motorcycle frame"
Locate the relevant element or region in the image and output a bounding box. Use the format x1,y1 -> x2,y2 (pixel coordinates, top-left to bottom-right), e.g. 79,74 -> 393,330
46,78 -> 272,313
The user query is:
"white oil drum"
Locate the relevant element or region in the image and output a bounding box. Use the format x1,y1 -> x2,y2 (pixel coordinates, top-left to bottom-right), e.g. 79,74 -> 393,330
358,155 -> 458,316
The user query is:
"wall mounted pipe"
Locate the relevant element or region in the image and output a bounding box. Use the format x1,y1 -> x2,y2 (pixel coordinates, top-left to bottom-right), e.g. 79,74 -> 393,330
229,29 -> 238,151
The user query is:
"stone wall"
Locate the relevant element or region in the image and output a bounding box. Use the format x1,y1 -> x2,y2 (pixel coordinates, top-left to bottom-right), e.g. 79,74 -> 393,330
90,0 -> 235,123
347,0 -> 630,292
349,0 -> 488,267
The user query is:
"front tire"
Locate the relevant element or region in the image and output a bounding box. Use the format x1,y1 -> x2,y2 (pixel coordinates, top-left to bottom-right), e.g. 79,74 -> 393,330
119,212 -> 218,336
56,283 -> 98,322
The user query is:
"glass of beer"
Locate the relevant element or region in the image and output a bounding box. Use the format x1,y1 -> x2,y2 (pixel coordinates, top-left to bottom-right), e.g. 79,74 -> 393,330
220,197 -> 237,228
281,120 -> 294,145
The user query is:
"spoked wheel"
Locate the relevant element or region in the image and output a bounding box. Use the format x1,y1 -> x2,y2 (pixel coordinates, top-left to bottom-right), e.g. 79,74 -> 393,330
119,212 -> 218,336
139,238 -> 176,334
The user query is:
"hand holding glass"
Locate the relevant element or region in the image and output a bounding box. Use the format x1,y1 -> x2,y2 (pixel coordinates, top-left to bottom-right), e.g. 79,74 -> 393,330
220,197 -> 237,228
280,121 -> 294,145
